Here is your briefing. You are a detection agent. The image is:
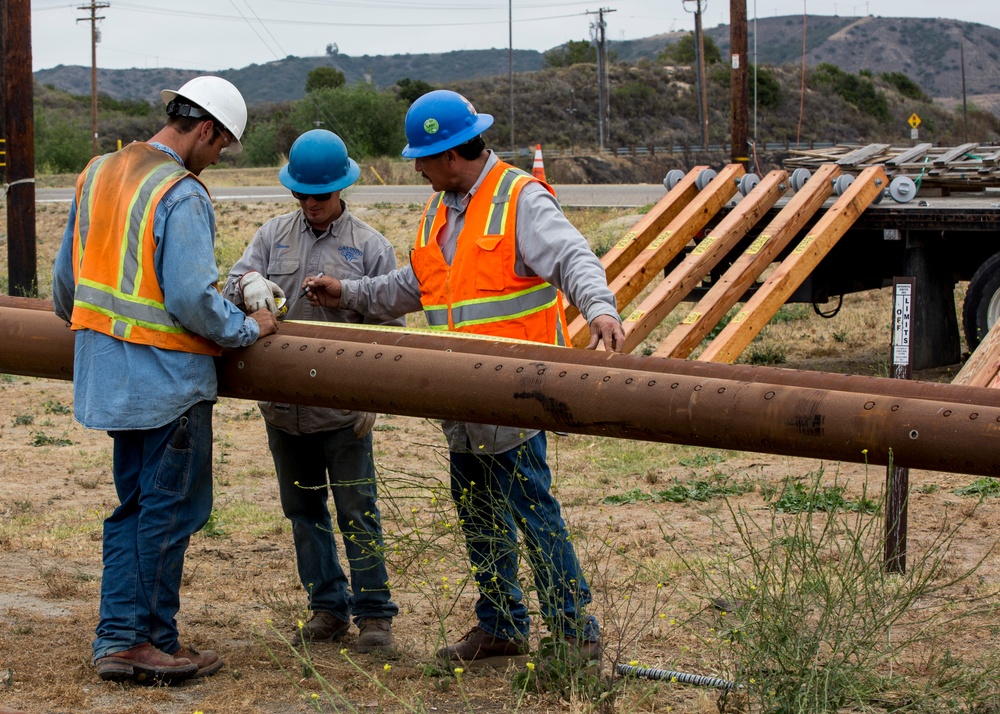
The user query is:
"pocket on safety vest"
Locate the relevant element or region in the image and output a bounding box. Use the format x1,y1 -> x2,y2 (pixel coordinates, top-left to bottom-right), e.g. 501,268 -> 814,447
474,235 -> 506,292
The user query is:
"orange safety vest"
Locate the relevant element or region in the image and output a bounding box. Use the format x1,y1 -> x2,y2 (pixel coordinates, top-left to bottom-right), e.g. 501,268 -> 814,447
410,160 -> 571,346
70,142 -> 221,356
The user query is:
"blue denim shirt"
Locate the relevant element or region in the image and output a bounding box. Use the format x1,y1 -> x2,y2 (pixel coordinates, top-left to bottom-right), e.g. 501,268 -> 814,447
52,142 -> 259,431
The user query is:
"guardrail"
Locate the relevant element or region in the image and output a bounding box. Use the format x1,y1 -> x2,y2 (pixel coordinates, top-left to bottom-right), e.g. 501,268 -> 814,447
494,141 -> 837,160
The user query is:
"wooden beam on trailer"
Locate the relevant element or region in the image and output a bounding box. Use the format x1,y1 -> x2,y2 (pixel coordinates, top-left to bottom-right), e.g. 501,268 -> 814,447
617,169 -> 788,354
697,165 -> 887,363
953,324 -> 1000,388
566,164 -> 745,347
563,165 -> 707,324
654,163 -> 840,359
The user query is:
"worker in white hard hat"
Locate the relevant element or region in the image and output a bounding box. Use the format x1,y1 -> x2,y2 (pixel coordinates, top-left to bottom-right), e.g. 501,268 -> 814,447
51,75 -> 277,686
302,90 -> 624,673
222,130 -> 401,653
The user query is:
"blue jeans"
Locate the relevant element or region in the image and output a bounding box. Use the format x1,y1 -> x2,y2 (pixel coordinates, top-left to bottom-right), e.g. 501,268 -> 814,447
450,432 -> 599,642
93,401 -> 214,661
267,423 -> 397,624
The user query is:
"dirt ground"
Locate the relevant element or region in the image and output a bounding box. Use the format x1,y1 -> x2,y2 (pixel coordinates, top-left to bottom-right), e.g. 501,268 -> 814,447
2,180 -> 999,713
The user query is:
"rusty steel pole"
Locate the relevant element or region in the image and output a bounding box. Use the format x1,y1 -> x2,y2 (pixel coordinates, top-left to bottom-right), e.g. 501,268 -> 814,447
4,299 -> 1000,478
15,296 -> 999,408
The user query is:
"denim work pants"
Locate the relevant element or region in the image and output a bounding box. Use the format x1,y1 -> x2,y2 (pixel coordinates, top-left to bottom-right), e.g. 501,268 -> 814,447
93,401 -> 214,661
449,431 -> 599,643
266,423 -> 397,624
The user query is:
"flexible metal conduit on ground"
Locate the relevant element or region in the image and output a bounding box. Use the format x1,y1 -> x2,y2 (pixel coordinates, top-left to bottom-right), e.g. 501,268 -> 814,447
616,663 -> 738,690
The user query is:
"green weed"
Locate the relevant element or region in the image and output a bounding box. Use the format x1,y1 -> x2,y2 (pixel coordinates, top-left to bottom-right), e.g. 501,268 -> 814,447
603,474 -> 753,505
43,400 -> 71,415
31,432 -> 73,447
770,477 -> 879,514
953,478 -> 1000,498
662,470 -> 996,713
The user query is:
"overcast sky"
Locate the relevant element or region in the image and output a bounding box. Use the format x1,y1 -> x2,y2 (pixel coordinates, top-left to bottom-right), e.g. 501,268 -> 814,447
30,0 -> 1000,73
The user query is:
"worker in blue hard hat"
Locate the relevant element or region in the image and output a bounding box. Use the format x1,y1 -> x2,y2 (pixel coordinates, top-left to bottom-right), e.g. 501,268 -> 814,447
223,129 -> 401,653
302,89 -> 624,672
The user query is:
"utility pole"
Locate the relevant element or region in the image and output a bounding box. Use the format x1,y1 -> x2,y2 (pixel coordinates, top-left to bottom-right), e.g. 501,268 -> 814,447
77,2 -> 109,157
2,0 -> 37,297
683,0 -> 710,148
961,39 -> 968,142
509,0 -> 515,153
730,0 -> 749,166
588,7 -> 615,151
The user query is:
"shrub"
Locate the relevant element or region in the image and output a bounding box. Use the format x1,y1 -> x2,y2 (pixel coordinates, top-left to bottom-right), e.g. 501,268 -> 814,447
810,63 -> 891,123
879,71 -> 931,102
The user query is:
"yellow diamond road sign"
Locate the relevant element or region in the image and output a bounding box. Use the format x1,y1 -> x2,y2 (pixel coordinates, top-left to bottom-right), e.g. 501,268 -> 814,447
908,113 -> 921,128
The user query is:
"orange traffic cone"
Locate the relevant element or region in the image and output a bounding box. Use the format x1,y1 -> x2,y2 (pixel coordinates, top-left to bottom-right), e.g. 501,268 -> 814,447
532,143 -> 546,182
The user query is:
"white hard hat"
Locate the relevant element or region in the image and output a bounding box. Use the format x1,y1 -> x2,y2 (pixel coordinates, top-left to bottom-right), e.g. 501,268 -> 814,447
161,76 -> 247,154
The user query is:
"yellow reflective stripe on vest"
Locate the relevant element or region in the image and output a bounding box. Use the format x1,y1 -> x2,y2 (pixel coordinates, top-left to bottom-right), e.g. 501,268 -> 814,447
418,193 -> 444,247
73,278 -> 189,338
424,282 -> 559,329
484,168 -> 531,236
73,157 -> 189,335
118,162 -> 189,295
75,155 -> 109,275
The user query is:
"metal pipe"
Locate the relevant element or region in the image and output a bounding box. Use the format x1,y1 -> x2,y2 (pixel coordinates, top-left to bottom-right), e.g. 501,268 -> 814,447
14,297 -> 995,407
4,300 -> 1000,477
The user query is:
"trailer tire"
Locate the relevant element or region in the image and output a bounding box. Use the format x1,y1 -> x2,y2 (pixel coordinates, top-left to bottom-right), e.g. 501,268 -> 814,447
962,251 -> 1000,351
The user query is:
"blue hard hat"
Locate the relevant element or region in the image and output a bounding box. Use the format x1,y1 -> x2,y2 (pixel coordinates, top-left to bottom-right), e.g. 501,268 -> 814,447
279,129 -> 360,194
401,90 -> 493,158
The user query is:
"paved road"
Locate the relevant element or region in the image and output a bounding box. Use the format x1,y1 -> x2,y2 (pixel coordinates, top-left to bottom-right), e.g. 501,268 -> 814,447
37,183 -> 667,208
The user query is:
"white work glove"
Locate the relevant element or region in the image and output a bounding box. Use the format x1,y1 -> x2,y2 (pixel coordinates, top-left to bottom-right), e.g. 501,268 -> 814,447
353,411 -> 377,438
239,271 -> 285,314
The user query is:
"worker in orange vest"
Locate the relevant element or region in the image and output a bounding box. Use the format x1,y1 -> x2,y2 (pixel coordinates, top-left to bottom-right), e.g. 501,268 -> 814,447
302,90 -> 623,673
52,76 -> 278,686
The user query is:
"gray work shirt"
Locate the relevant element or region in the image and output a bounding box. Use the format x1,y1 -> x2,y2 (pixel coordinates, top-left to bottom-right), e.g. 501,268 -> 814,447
223,201 -> 403,434
339,151 -> 621,454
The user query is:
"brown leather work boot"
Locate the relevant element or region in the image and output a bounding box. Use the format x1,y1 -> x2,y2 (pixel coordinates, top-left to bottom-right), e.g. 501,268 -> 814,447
95,642 -> 198,685
293,611 -> 351,645
174,645 -> 224,678
356,618 -> 394,653
565,636 -> 603,668
435,626 -> 528,668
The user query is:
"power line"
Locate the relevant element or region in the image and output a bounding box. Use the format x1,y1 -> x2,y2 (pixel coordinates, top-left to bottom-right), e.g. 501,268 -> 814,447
109,2 -> 587,28
228,0 -> 285,61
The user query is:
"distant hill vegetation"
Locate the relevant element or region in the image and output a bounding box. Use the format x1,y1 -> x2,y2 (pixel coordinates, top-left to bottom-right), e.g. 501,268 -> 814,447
34,14 -> 1000,113
29,14 -> 1000,178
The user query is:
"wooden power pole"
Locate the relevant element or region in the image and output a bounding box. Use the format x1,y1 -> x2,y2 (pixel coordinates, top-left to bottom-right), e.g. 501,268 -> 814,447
588,7 -> 615,151
2,0 -> 37,297
78,2 -> 109,157
730,0 -> 749,166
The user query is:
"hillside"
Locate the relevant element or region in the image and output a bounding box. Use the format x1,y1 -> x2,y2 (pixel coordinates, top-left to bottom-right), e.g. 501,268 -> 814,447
706,15 -> 1000,108
33,14 -> 1000,115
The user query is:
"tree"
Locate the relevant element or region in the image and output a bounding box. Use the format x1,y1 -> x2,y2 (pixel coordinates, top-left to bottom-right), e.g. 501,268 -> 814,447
396,77 -> 434,105
543,40 -> 597,68
306,66 -> 346,93
659,32 -> 722,65
292,83 -> 408,158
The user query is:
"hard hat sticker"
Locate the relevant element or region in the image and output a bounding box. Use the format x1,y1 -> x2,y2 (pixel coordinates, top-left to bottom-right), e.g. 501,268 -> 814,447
424,118 -> 440,134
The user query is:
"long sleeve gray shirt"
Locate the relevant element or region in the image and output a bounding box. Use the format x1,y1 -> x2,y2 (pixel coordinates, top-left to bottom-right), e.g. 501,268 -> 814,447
223,201 -> 403,434
339,152 -> 621,454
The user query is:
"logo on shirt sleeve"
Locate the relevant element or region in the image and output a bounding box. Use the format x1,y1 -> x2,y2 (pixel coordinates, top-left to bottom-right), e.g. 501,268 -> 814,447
338,246 -> 363,262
